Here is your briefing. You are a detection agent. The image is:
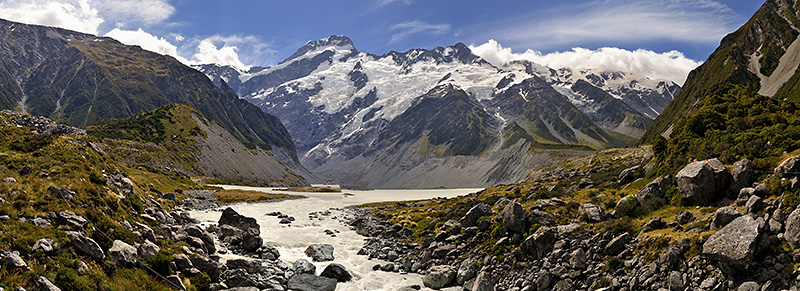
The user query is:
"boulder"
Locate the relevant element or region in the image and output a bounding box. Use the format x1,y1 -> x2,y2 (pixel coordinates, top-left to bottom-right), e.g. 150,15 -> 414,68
711,207 -> 742,229
304,244 -> 335,262
456,258 -> 477,285
288,274 -> 337,291
460,203 -> 491,227
703,215 -> 766,274
578,203 -> 604,222
66,231 -> 105,260
190,255 -> 223,282
3,251 -> 28,270
184,225 -> 216,254
501,201 -> 527,233
737,282 -> 760,291
165,274 -> 186,291
676,158 -> 731,205
37,276 -> 61,291
241,234 -> 263,253
636,175 -> 671,209
31,238 -> 54,253
676,211 -> 695,225
56,211 -> 88,229
173,254 -> 193,271
784,207 -> 800,248
527,209 -> 555,226
422,265 -> 456,289
137,240 -> 160,260
605,232 -> 632,255
730,159 -> 754,194
223,269 -> 257,288
320,263 -> 352,282
615,195 -> 639,217
2,177 -> 17,183
48,186 -> 75,199
226,258 -> 262,273
643,217 -> 665,230
521,227 -> 557,259
472,271 -> 494,291
109,240 -> 138,266
618,165 -> 640,185
744,196 -> 762,214
736,188 -> 755,206
293,259 -> 316,275
775,156 -> 800,178
218,207 -> 260,235
218,224 -> 245,243
569,248 -> 587,269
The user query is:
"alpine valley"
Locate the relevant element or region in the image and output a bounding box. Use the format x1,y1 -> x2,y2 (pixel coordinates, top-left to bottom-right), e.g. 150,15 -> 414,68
197,36 -> 679,188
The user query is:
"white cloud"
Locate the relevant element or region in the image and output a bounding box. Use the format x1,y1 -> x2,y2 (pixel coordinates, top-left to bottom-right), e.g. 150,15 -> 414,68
92,0 -> 173,28
0,0 -> 103,34
470,39 -> 702,85
376,0 -> 411,8
193,39 -> 249,71
390,20 -> 450,43
104,28 -> 189,63
476,0 -> 737,50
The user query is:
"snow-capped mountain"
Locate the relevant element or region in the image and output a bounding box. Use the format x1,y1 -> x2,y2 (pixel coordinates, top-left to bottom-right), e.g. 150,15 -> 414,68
196,35 -> 679,187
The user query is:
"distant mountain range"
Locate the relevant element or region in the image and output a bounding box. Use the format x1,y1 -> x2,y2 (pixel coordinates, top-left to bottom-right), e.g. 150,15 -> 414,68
197,36 -> 679,187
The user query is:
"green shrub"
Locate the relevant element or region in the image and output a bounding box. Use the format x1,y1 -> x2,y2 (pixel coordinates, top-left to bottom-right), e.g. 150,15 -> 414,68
55,267 -> 95,291
614,196 -> 639,218
782,190 -> 800,212
89,172 -> 105,185
602,256 -> 623,272
146,251 -> 174,276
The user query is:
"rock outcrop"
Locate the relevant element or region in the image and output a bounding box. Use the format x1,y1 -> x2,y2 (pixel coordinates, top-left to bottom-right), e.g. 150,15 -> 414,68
703,215 -> 766,274
677,158 -> 731,205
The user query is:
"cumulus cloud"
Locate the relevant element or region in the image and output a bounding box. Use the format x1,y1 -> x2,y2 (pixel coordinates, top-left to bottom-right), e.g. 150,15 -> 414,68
193,39 -> 249,71
390,20 -> 450,43
376,0 -> 411,8
104,28 -> 189,63
92,0 -> 174,27
0,0 -> 103,34
475,0 -> 737,51
470,40 -> 702,85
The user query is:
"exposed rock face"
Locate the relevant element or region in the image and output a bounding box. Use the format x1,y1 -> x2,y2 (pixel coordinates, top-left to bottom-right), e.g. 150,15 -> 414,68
711,206 -> 743,229
605,233 -> 632,255
4,251 -> 28,270
527,209 -> 556,226
37,276 -> 61,291
618,165 -> 640,184
636,175 -> 671,208
218,208 -> 260,235
460,203 -> 491,227
472,271 -> 494,291
56,211 -> 88,230
109,240 -> 138,266
31,238 -> 54,253
66,231 -> 105,260
304,244 -> 335,262
423,265 -> 456,289
320,263 -> 353,282
731,159 -> 754,194
784,207 -> 800,248
138,240 -> 160,260
677,158 -> 731,205
703,215 -> 766,274
521,227 -> 557,259
184,225 -> 216,254
501,201 -> 528,233
775,156 -> 800,178
288,274 -> 337,291
578,203 -> 604,222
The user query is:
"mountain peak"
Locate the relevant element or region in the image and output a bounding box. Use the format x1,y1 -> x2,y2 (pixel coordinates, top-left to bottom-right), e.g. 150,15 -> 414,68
282,35 -> 356,64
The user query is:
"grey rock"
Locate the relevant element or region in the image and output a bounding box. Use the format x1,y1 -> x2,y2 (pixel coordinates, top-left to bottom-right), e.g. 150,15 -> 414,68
190,255 -> 222,282
109,240 -> 138,266
165,274 -> 186,290
643,217 -> 666,230
703,215 -> 766,274
636,175 -> 670,208
2,177 -> 17,183
223,269 -> 257,287
48,186 -> 75,199
56,211 -> 88,229
173,254 -> 193,271
737,188 -> 755,206
66,231 -> 104,260
536,272 -> 558,290
460,203 -> 491,227
293,259 -> 316,275
784,207 -> 800,249
605,232 -> 632,255
668,271 -> 684,291
501,201 -> 527,233
775,156 -> 800,178
471,271 -> 494,291
241,234 -> 263,253
569,248 -> 587,269
615,195 -> 639,217
676,211 -> 694,224
185,225 -> 216,254
456,258 -> 477,285
578,203 -> 604,222
137,240 -> 160,260
737,281 -> 760,291
676,158 -> 730,205
423,265 -> 456,289
304,244 -> 334,262
521,227 -> 557,259
37,276 -> 61,291
31,238 -> 54,253
527,209 -> 555,226
711,206 -> 742,229
31,217 -> 51,227
320,263 -> 352,282
288,274 -> 337,291
618,165 -> 640,185
218,207 -> 260,235
731,159 -> 754,194
4,251 -> 28,269
744,195 -> 762,214
226,258 -> 261,273
553,279 -> 574,291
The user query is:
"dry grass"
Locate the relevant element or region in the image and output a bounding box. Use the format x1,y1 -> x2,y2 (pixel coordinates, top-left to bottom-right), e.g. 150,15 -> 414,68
275,186 -> 341,193
213,189 -> 304,204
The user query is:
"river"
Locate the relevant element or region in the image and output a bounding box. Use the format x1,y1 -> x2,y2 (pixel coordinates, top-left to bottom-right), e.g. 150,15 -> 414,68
188,185 -> 483,291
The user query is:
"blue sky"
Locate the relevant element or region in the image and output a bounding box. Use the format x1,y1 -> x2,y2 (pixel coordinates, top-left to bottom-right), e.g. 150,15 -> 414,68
0,0 -> 764,84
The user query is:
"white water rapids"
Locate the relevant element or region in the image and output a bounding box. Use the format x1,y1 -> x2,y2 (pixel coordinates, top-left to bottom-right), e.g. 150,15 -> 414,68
188,185 -> 483,291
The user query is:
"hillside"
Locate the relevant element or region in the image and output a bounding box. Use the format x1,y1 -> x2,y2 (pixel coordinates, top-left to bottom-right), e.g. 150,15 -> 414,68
0,18 -> 295,157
